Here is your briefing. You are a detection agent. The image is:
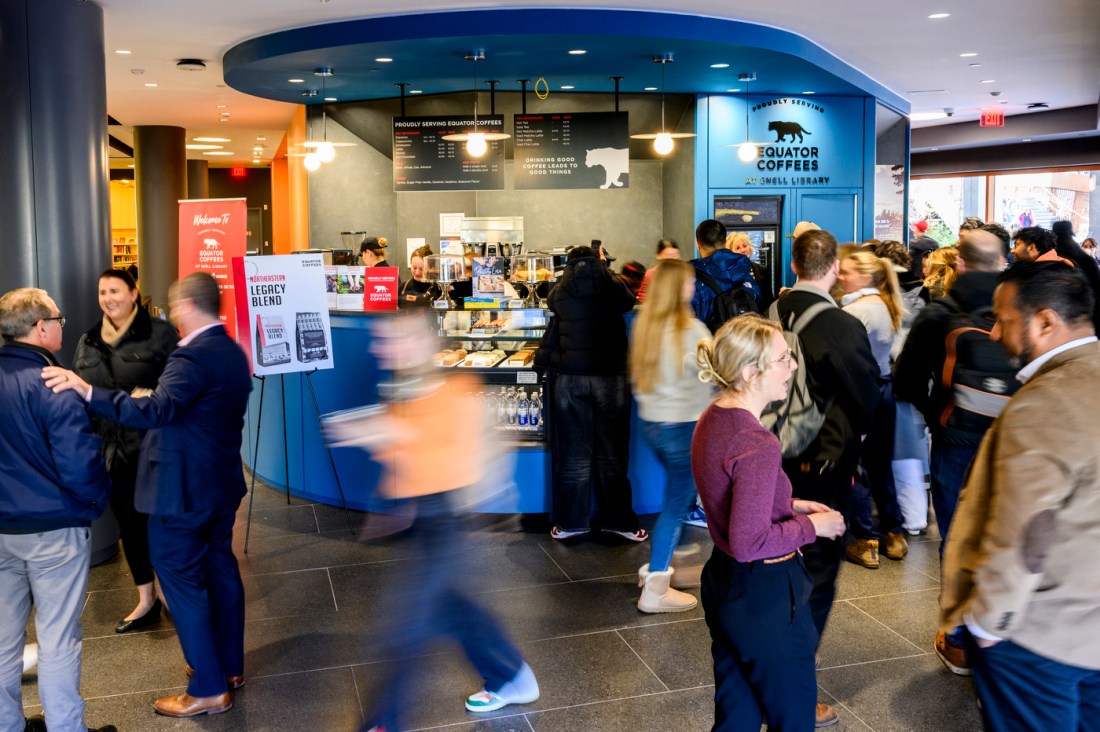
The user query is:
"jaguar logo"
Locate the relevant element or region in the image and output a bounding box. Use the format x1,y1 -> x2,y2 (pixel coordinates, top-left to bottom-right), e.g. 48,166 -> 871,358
768,121 -> 812,143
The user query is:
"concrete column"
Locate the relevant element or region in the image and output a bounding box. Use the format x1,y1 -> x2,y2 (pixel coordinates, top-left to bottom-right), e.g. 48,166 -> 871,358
187,159 -> 210,199
134,126 -> 187,310
0,0 -> 109,364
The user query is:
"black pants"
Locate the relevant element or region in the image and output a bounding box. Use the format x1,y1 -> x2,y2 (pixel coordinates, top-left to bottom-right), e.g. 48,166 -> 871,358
850,381 -> 904,538
701,549 -> 818,731
109,457 -> 154,586
784,458 -> 854,641
549,373 -> 639,532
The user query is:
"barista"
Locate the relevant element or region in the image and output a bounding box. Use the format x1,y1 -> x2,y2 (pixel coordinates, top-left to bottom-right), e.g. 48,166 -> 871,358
399,244 -> 435,308
359,236 -> 390,267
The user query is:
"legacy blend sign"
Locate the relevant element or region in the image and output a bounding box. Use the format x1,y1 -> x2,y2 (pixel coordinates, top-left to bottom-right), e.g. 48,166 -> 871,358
392,116 -> 505,191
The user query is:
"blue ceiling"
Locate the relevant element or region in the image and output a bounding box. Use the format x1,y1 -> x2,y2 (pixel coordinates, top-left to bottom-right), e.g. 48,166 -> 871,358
224,9 -> 908,112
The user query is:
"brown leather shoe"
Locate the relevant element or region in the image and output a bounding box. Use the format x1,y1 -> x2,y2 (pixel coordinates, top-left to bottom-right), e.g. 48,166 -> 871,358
184,665 -> 245,689
815,702 -> 839,728
882,531 -> 909,560
153,691 -> 232,717
845,538 -> 880,569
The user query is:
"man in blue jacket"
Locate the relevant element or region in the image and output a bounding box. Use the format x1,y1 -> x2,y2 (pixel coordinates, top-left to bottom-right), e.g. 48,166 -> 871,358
44,273 -> 252,719
0,287 -> 116,732
690,219 -> 762,332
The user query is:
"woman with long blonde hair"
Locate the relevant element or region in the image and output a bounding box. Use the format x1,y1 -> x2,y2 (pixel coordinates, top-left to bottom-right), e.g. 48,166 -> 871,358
629,259 -> 713,613
922,246 -> 959,300
693,315 -> 845,729
836,250 -> 908,569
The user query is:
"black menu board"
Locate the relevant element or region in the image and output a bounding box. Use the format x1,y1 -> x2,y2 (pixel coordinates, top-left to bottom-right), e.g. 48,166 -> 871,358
392,116 -> 505,191
513,112 -> 629,190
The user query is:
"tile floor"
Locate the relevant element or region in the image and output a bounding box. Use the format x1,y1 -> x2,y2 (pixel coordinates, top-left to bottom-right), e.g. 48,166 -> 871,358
21,482 -> 983,731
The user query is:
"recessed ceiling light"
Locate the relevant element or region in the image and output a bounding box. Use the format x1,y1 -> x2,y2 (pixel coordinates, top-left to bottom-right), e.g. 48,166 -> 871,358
644,87 -> 658,91
409,90 -> 423,94
561,85 -> 574,90
324,97 -> 337,102
710,63 -> 730,69
980,79 -> 996,84
802,91 -> 815,95
726,88 -> 741,93
127,164 -> 135,168
216,104 -> 228,109
568,50 -> 586,55
218,118 -> 229,122
144,83 -> 157,87
186,144 -> 223,150
288,78 -> 304,83
114,49 -> 132,55
959,52 -> 978,58
374,58 -> 393,63
1022,138 -> 1032,142
253,146 -> 264,151
203,151 -> 234,156
194,137 -> 230,142
928,13 -> 950,19
256,136 -> 266,141
999,100 -> 1009,104
130,68 -> 144,75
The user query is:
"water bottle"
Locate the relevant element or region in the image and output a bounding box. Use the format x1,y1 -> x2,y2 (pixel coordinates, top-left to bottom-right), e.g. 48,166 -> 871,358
530,390 -> 542,428
506,387 -> 518,426
486,391 -> 499,422
517,389 -> 529,427
496,388 -> 507,424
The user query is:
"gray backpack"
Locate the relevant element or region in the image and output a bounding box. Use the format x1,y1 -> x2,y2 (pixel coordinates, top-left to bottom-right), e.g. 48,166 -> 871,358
761,301 -> 833,458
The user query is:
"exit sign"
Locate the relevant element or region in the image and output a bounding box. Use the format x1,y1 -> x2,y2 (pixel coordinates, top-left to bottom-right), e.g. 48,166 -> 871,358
980,109 -> 1005,127
230,166 -> 247,178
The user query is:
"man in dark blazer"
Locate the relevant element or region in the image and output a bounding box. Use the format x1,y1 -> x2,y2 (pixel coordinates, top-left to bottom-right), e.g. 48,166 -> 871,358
44,272 -> 252,718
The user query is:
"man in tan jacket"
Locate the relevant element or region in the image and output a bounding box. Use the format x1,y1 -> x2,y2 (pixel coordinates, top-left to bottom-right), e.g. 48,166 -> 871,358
941,261 -> 1100,730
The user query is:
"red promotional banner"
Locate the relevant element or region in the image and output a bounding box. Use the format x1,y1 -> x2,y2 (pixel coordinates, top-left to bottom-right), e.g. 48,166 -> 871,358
178,198 -> 247,339
363,266 -> 399,311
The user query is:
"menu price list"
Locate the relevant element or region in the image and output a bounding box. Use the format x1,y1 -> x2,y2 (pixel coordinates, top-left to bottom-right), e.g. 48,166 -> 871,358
513,111 -> 629,190
392,116 -> 505,191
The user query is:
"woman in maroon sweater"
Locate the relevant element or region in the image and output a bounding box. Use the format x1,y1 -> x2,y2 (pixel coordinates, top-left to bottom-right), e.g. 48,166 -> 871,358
693,315 -> 846,731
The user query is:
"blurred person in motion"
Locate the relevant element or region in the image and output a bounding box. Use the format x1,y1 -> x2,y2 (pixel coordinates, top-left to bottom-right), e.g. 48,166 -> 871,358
43,273 -> 251,719
618,260 -> 647,299
629,260 -> 713,613
694,315 -> 846,730
0,287 -> 116,732
942,262 -> 1100,730
636,237 -> 681,302
327,313 -> 538,732
73,269 -> 178,634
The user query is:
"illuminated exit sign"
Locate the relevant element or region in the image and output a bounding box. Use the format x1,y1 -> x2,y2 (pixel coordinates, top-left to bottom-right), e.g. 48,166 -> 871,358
979,109 -> 1005,127
230,166 -> 247,178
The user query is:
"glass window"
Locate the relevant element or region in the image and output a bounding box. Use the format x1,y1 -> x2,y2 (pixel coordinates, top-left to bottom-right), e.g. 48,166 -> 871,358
990,171 -> 1096,241
909,176 -> 987,247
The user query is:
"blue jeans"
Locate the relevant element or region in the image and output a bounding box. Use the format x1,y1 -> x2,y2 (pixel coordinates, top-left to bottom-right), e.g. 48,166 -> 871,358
929,439 -> 979,553
641,420 -> 699,571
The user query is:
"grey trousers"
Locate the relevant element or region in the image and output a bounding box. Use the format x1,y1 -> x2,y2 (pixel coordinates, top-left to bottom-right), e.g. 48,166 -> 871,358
0,527 -> 90,732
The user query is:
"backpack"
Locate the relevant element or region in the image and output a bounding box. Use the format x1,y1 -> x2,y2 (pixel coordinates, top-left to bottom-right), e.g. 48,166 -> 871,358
695,269 -> 759,334
761,301 -> 834,458
938,297 -> 1019,435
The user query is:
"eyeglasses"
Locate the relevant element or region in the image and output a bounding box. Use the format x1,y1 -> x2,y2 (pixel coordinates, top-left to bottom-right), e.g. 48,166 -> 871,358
42,316 -> 66,328
769,351 -> 793,366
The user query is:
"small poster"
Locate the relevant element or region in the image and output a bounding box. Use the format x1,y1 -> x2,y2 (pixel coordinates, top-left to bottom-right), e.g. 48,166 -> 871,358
335,266 -> 365,310
472,256 -> 507,297
179,198 -> 247,338
363,267 -> 399,312
324,266 -> 338,309
231,253 -> 335,376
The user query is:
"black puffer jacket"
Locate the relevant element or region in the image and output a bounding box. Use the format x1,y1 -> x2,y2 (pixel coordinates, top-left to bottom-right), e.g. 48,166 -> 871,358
73,307 -> 178,470
536,256 -> 636,375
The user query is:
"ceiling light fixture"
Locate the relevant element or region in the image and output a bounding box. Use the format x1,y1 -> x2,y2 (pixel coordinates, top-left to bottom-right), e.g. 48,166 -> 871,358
734,73 -> 765,162
802,91 -> 815,95
710,63 -> 729,69
969,63 -> 982,68
959,52 -> 978,58
288,78 -> 304,83
203,151 -> 234,156
980,79 -> 996,84
440,52 -> 511,158
186,144 -> 224,150
409,89 -> 423,94
726,88 -> 741,93
374,57 -> 393,63
644,86 -> 658,91
568,50 -> 586,55
114,49 -> 132,55
144,83 -> 158,87
561,85 -> 575,90
630,54 -> 697,156
193,137 -> 231,142
928,12 -> 950,19
909,111 -> 948,121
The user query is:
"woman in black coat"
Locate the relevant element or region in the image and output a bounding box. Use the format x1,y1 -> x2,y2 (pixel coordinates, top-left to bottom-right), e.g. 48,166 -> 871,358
74,269 -> 179,633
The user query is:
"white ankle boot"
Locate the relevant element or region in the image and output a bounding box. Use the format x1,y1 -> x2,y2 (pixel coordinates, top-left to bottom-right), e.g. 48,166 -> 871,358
637,564 -> 698,613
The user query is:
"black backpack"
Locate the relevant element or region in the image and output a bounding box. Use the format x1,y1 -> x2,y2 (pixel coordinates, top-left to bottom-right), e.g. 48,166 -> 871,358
695,269 -> 759,334
938,296 -> 1019,435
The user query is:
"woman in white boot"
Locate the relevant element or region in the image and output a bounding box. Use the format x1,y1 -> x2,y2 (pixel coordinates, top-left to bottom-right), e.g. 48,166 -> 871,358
629,259 -> 713,613
694,316 -> 846,730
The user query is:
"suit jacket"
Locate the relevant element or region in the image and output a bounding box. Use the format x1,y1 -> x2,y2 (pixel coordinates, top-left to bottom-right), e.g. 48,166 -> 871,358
941,341 -> 1100,670
87,326 -> 252,515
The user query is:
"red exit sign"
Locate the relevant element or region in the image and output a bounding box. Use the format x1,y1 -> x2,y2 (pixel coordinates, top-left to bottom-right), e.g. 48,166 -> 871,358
979,109 -> 1005,127
230,166 -> 247,178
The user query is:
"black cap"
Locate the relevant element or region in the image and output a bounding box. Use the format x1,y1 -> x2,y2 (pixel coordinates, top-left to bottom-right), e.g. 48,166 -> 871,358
592,241 -> 616,263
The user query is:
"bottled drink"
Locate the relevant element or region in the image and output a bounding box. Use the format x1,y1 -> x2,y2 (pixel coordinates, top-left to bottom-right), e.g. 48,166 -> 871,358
517,390 -> 529,427
496,388 -> 507,424
530,390 -> 542,428
506,387 -> 518,426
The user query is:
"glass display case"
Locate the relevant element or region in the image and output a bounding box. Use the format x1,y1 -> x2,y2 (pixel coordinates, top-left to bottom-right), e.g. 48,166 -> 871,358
432,308 -> 550,445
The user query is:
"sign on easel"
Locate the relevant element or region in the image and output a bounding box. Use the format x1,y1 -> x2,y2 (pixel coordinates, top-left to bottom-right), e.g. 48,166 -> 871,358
179,198 -> 247,339
231,253 -> 335,376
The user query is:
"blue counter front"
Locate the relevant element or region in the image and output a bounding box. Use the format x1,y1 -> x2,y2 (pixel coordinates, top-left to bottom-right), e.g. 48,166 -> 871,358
241,311 -> 669,515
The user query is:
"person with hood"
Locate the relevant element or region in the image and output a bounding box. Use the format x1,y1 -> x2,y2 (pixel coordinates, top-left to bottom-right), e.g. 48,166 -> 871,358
689,219 -> 761,332
535,246 -> 644,542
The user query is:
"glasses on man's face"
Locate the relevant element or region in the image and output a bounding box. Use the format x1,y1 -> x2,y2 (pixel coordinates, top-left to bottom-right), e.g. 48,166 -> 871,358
43,316 -> 66,328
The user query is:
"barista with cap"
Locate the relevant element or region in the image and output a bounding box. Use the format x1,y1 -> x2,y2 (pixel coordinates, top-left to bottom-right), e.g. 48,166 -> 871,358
359,236 -> 390,267
592,240 -> 616,266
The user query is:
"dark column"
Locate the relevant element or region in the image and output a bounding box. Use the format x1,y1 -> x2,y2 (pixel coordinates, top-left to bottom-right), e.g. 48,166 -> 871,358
134,126 -> 186,310
0,0 -> 109,364
187,159 -> 210,199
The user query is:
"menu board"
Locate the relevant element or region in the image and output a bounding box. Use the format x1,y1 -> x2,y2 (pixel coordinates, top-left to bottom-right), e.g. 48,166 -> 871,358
393,116 -> 505,191
513,112 -> 629,190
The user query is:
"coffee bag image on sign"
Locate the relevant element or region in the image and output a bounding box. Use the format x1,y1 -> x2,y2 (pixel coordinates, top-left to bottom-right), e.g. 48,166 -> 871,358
255,314 -> 292,367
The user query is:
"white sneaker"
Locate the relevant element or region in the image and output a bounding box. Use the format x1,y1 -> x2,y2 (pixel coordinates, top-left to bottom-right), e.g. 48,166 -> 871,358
465,663 -> 540,712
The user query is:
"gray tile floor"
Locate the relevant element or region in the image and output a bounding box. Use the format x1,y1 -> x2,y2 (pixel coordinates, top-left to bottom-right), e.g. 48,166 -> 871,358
21,482 -> 984,731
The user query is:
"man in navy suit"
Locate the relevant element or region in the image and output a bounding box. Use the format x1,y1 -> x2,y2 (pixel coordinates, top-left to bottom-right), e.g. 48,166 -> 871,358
44,272 -> 252,718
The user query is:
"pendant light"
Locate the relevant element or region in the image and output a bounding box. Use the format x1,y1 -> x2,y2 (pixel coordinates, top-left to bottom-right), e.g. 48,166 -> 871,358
441,52 -> 510,158
736,73 -> 763,162
630,54 -> 696,156
301,89 -> 322,171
